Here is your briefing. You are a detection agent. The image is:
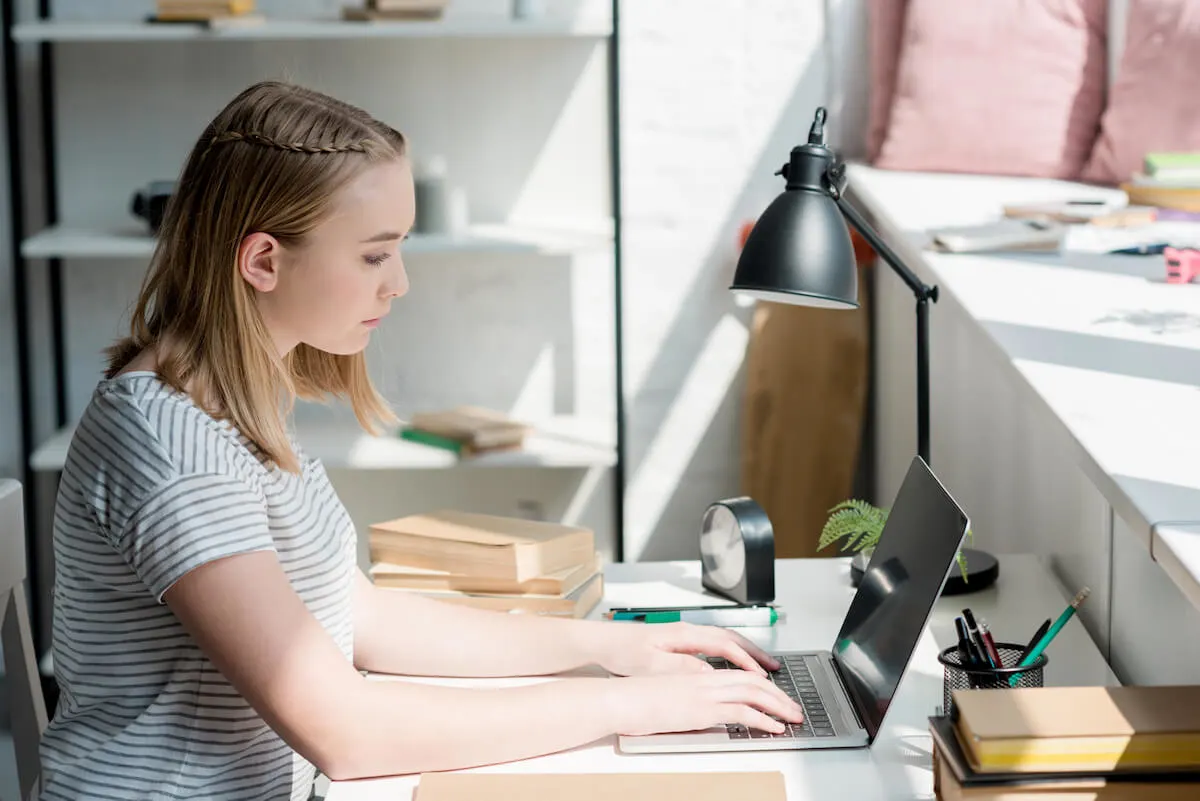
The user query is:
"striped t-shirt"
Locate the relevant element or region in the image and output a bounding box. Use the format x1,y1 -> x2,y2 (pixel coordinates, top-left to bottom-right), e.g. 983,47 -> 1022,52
41,371 -> 358,800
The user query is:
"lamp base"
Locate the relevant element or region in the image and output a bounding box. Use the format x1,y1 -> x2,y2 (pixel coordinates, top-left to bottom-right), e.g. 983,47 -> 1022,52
941,548 -> 1000,595
849,547 -> 999,596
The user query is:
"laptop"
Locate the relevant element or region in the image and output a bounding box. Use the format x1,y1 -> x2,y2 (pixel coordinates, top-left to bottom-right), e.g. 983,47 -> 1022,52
618,455 -> 970,754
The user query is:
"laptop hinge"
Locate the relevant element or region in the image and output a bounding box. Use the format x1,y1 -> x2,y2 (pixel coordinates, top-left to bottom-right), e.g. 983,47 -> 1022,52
825,654 -> 867,732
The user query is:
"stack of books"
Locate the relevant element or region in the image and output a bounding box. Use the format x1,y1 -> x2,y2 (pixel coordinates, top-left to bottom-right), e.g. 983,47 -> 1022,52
153,0 -> 258,22
931,685 -> 1200,800
368,509 -> 603,617
1125,152 -> 1200,213
399,406 -> 530,458
343,0 -> 450,21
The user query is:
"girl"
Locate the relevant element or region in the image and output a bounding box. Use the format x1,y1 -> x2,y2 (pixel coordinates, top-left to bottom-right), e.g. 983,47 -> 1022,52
41,81 -> 803,801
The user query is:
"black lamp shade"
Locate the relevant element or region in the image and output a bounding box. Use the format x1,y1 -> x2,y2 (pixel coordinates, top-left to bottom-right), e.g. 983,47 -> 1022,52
731,184 -> 859,310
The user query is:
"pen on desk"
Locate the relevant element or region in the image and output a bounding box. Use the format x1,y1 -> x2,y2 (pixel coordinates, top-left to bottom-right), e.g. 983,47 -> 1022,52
1009,587 -> 1091,686
606,605 -> 780,627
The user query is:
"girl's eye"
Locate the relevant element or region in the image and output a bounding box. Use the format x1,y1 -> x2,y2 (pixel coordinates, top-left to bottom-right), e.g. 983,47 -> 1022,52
365,253 -> 391,267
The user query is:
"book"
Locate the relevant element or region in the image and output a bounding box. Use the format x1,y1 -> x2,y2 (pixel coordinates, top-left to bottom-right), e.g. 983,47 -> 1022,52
413,770 -> 787,801
368,510 -> 595,582
404,406 -> 530,453
398,426 -> 522,458
1121,183 -> 1200,213
413,570 -> 605,618
370,550 -> 601,596
934,746 -> 1200,800
926,219 -> 1065,254
931,715 -> 1200,788
343,6 -> 445,21
1002,202 -> 1157,227
371,0 -> 448,9
1145,152 -> 1200,174
952,686 -> 1200,774
154,0 -> 256,19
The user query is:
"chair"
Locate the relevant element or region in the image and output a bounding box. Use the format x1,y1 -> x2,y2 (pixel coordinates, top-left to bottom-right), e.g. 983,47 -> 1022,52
1,480 -> 48,801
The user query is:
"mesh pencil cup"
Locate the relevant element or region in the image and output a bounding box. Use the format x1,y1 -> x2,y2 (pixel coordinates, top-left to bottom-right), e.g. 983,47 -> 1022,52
937,643 -> 1046,717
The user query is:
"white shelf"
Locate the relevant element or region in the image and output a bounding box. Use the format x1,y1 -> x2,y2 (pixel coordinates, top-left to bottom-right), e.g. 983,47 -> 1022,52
20,222 -> 613,260
32,417 -> 616,472
11,16 -> 613,43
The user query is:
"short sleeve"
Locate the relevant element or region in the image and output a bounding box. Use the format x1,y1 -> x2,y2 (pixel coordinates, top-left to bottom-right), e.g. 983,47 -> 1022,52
114,472 -> 275,602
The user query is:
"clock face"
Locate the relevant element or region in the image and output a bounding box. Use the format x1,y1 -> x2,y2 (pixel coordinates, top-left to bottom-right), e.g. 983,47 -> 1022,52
700,505 -> 745,590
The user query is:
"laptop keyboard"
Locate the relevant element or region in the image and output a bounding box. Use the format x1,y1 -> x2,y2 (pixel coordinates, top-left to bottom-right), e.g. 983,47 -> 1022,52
705,654 -> 837,739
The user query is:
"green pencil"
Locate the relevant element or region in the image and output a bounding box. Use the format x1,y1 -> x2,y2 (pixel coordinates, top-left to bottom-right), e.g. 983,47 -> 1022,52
1009,587 -> 1090,686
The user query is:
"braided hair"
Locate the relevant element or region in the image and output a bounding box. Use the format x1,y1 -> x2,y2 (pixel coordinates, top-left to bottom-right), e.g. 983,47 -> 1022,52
201,129 -> 375,159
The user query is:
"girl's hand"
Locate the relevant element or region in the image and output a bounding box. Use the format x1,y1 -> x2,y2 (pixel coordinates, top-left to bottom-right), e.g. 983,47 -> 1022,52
590,620 -> 781,677
605,669 -> 805,736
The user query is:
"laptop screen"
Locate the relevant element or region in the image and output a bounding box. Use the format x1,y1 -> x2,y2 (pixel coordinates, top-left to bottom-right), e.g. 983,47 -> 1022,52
829,456 -> 969,741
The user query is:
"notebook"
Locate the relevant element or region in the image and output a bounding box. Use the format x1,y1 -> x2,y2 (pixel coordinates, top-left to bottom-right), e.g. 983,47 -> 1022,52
412,771 -> 787,801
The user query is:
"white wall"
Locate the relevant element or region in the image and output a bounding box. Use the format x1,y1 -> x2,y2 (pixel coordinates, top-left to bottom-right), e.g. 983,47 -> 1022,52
618,0 -> 830,560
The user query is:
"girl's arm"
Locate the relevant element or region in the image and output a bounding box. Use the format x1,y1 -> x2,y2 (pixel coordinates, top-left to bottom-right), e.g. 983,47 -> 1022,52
352,571 -> 780,680
165,552 -> 803,780
351,570 -> 610,677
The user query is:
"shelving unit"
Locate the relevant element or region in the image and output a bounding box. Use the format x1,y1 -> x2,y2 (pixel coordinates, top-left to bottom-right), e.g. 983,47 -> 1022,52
32,417 -> 617,473
21,221 -> 615,260
3,1 -> 626,665
11,16 -> 613,43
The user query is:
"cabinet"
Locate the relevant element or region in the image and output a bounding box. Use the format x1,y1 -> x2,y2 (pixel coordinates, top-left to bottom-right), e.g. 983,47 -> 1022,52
3,0 -> 624,658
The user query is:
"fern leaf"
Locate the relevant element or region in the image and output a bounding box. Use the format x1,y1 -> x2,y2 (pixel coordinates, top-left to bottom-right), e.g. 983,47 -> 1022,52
819,500 -> 889,552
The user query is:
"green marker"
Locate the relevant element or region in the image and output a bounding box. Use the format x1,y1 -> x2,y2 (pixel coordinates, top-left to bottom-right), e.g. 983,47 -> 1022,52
609,605 -> 779,627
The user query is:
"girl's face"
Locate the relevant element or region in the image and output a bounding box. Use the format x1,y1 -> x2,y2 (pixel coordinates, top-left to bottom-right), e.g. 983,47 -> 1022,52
242,158 -> 415,356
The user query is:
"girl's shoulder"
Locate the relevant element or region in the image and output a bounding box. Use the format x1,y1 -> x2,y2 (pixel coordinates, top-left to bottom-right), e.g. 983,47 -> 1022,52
84,371 -> 264,482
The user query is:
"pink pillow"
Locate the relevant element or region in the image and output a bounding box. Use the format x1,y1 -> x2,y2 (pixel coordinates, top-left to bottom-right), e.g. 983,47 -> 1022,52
865,0 -> 909,163
874,0 -> 1107,180
1081,0 -> 1200,185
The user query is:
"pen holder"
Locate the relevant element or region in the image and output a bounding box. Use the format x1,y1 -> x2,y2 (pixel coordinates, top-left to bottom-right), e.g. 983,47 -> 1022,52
937,643 -> 1047,717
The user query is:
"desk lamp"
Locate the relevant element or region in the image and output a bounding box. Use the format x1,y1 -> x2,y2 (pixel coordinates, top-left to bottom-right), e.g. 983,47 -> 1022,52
730,107 -> 997,595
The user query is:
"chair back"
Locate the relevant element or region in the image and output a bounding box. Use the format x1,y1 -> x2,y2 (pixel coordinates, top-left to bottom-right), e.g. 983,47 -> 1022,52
1,479 -> 48,801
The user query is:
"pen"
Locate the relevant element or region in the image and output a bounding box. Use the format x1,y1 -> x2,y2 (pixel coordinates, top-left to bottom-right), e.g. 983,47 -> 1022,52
961,609 -> 994,668
977,619 -> 1004,669
1108,242 -> 1170,255
1017,618 -> 1051,665
1009,588 -> 1090,686
954,617 -> 977,666
606,605 -> 780,627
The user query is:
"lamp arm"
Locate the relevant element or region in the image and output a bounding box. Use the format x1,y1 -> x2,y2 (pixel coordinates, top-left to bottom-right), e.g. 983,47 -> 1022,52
831,191 -> 937,304
830,180 -> 938,466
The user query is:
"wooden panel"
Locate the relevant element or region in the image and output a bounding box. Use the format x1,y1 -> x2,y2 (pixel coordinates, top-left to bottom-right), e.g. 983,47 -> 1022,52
739,261 -> 871,559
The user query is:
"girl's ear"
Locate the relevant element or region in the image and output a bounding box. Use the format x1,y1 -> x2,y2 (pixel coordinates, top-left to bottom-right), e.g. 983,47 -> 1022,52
238,232 -> 283,292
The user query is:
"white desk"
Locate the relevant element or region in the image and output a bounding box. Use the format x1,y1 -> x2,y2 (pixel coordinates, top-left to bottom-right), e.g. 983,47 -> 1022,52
326,555 -> 1115,801
847,164 -> 1200,610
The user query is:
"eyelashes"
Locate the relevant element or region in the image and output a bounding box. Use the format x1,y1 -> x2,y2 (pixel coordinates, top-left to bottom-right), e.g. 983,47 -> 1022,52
365,235 -> 408,267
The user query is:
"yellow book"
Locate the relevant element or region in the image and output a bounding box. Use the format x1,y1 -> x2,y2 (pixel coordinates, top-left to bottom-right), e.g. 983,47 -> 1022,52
934,745 -> 1200,800
953,686 -> 1200,774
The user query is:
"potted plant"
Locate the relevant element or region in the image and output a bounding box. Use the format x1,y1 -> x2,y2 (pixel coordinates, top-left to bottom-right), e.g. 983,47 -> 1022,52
819,499 -> 970,585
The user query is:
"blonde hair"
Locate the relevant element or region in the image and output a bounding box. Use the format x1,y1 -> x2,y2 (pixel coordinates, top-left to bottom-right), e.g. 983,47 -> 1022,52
107,80 -> 405,473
